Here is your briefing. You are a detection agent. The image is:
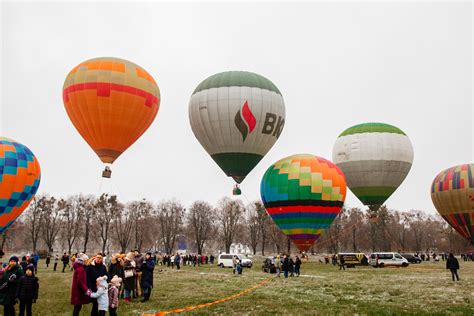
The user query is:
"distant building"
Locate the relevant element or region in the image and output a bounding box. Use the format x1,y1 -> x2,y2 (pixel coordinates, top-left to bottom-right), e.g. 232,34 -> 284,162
229,243 -> 252,255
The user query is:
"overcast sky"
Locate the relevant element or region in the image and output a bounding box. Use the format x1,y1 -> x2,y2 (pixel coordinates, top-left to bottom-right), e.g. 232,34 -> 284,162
1,2 -> 472,214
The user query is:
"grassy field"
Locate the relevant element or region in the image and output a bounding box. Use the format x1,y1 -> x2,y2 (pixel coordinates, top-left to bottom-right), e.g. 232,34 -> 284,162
14,256 -> 474,315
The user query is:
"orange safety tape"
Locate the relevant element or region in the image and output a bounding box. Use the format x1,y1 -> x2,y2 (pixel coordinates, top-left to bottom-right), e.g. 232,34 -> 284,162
142,276 -> 272,316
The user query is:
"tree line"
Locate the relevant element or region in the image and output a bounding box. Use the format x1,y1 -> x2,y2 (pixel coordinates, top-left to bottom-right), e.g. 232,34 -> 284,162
1,194 -> 471,256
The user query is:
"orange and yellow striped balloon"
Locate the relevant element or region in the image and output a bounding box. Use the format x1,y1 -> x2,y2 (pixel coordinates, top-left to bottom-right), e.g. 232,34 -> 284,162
63,57 -> 160,164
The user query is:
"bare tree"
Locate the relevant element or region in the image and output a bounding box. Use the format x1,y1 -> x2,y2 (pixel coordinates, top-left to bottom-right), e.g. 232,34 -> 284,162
62,195 -> 86,254
130,199 -> 153,251
113,203 -> 134,253
41,197 -> 66,253
254,201 -> 269,255
186,201 -> 215,255
24,196 -> 45,252
81,195 -> 95,253
245,203 -> 260,255
157,200 -> 184,254
216,197 -> 244,253
94,194 -> 121,254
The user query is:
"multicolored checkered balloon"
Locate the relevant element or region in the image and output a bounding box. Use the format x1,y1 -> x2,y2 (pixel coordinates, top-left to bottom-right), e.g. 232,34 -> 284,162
0,138 -> 41,232
260,154 -> 346,252
431,164 -> 474,245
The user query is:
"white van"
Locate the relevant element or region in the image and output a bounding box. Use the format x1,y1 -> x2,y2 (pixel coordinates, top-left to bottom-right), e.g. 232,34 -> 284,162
369,252 -> 409,268
217,254 -> 252,268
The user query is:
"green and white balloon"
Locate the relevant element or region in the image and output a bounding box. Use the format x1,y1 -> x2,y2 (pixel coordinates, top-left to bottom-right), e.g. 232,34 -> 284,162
332,122 -> 414,209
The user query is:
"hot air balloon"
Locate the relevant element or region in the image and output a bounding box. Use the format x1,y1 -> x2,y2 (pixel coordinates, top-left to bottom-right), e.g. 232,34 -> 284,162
431,164 -> 474,245
332,122 -> 414,214
189,71 -> 285,194
63,57 -> 160,178
0,137 -> 41,232
260,154 -> 346,252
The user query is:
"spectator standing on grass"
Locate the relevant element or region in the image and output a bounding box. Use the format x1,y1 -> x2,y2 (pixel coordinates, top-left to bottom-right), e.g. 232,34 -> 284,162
122,252 -> 136,303
282,255 -> 289,278
87,254 -> 108,316
62,252 -> 70,273
339,255 -> 346,271
70,253 -> 91,316
0,256 -> 24,316
332,254 -> 337,266
88,276 -> 109,316
33,254 -> 39,273
133,250 -> 144,299
175,253 -> 181,270
275,255 -> 281,277
45,254 -> 51,268
295,256 -> 301,276
289,257 -> 295,277
53,254 -> 59,272
16,264 -> 39,316
446,253 -> 460,281
108,275 -> 121,316
140,252 -> 155,302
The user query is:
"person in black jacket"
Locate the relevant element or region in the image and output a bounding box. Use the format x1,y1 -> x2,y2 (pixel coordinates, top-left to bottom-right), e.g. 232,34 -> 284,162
86,255 -> 108,316
16,265 -> 39,316
282,255 -> 289,278
140,252 -> 155,302
61,253 -> 69,273
446,253 -> 460,281
294,256 -> 302,276
19,257 -> 29,274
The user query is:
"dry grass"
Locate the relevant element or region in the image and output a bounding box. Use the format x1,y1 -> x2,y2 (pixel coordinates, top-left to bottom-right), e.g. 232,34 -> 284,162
14,256 -> 474,315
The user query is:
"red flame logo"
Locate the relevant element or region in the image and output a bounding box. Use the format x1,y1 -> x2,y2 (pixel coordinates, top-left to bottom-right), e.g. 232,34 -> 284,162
234,101 -> 256,142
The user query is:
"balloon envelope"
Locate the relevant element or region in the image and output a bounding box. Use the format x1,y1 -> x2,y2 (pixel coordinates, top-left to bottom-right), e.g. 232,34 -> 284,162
0,138 -> 41,232
431,164 -> 474,245
63,57 -> 160,164
332,122 -> 413,208
189,71 -> 285,183
260,154 -> 346,252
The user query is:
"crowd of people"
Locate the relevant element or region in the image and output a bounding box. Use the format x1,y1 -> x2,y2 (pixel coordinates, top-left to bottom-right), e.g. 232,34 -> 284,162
273,254 -> 302,278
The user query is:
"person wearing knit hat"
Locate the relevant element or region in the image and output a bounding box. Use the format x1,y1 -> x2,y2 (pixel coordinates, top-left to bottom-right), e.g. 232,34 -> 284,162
71,253 -> 91,316
0,255 -> 24,316
122,252 -> 136,303
108,276 -> 122,316
16,264 -> 39,316
86,253 -> 108,315
89,276 -> 109,316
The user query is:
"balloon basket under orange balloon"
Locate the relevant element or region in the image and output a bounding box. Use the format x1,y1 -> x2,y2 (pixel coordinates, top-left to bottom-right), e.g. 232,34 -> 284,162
102,166 -> 112,178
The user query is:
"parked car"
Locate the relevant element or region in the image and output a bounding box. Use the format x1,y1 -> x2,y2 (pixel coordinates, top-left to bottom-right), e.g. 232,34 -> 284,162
337,253 -> 369,268
401,253 -> 422,264
369,252 -> 409,268
218,253 -> 253,268
262,256 -> 277,273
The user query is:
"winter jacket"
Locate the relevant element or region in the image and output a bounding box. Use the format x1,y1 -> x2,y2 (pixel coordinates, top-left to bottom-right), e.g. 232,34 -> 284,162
71,261 -> 90,306
108,262 -> 124,280
134,255 -> 145,273
86,263 -> 108,292
295,258 -> 302,268
123,260 -> 136,291
108,285 -> 119,309
0,264 -> 23,305
140,259 -> 155,289
16,275 -> 39,301
282,258 -> 290,271
90,278 -> 108,311
446,257 -> 460,270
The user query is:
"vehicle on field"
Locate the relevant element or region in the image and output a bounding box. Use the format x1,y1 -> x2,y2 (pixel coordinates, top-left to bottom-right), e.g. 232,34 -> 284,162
218,253 -> 252,268
262,256 -> 278,273
337,253 -> 369,267
369,252 -> 409,268
401,253 -> 422,264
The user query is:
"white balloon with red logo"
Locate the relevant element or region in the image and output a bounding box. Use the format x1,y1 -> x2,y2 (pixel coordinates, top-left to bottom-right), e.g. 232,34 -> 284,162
189,71 -> 286,184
